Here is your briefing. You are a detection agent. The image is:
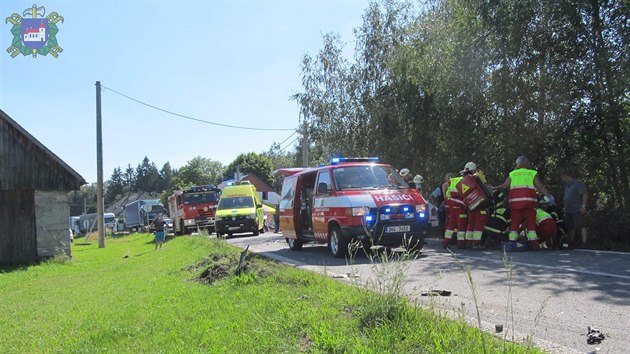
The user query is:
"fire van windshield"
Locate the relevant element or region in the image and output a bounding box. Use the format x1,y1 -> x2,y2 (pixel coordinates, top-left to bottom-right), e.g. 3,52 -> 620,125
183,192 -> 219,204
332,165 -> 407,190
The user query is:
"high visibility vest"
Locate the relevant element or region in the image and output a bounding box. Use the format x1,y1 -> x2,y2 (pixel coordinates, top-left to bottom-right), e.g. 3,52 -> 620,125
508,168 -> 537,209
535,209 -> 554,225
445,177 -> 465,207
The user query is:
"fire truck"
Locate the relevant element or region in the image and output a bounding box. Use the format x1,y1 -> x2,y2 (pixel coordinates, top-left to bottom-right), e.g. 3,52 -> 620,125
275,157 -> 431,257
168,185 -> 221,235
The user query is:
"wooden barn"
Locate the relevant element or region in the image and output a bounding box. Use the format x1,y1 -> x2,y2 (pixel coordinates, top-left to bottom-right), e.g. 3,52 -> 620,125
0,109 -> 85,265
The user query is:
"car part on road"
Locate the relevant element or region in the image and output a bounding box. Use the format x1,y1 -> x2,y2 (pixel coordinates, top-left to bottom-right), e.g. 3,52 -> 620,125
586,326 -> 605,344
420,289 -> 452,296
286,237 -> 303,250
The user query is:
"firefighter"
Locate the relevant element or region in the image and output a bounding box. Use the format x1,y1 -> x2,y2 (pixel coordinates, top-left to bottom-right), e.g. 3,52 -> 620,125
493,156 -> 555,250
442,173 -> 467,248
482,206 -> 510,248
536,197 -> 557,249
457,162 -> 491,249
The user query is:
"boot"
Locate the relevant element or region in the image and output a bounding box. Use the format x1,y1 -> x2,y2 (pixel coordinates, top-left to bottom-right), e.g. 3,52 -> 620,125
529,240 -> 540,251
442,238 -> 451,249
472,241 -> 485,250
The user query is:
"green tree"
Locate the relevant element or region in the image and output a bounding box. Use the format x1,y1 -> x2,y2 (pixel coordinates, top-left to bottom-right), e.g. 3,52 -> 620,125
225,152 -> 274,186
175,156 -> 224,187
104,167 -> 126,205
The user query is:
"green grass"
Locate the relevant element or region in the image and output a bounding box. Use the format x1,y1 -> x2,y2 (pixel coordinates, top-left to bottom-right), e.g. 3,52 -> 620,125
0,234 -> 541,353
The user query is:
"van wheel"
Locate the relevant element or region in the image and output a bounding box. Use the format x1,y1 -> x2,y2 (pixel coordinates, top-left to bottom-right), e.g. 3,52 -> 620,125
328,226 -> 348,258
287,238 -> 303,251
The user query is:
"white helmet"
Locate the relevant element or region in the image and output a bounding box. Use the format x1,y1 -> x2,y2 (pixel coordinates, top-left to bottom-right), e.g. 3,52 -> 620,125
399,168 -> 410,177
413,175 -> 424,184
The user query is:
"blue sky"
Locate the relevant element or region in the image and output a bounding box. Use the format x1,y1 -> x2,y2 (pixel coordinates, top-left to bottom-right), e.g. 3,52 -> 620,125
0,0 -> 368,183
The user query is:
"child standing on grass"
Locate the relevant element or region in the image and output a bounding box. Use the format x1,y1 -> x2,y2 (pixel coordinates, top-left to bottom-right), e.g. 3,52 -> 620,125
153,214 -> 166,250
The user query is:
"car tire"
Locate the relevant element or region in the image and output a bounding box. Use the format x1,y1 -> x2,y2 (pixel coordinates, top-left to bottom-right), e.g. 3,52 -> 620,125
286,237 -> 303,251
328,225 -> 348,258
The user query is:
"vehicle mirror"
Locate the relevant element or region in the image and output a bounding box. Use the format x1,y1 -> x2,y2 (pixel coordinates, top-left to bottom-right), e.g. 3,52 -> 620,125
317,182 -> 328,194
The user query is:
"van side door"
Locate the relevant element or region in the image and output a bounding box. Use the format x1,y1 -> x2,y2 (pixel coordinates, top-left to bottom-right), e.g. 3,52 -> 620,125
312,170 -> 333,240
279,176 -> 299,238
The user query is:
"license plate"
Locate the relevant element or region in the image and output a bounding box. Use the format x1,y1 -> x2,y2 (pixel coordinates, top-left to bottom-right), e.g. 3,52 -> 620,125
385,225 -> 411,233
228,226 -> 241,231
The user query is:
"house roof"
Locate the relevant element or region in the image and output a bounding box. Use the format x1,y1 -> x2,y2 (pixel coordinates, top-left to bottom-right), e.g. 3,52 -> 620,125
240,174 -> 273,192
0,109 -> 86,191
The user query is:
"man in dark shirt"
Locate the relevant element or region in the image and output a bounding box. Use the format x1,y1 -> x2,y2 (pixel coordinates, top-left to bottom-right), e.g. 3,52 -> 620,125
153,214 -> 166,250
560,169 -> 588,247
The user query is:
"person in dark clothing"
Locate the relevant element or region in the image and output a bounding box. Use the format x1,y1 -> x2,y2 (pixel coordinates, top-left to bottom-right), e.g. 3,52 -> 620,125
274,203 -> 280,233
153,214 -> 166,250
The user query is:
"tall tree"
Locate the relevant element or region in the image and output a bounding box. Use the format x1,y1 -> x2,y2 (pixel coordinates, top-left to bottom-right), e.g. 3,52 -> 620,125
225,152 -> 274,186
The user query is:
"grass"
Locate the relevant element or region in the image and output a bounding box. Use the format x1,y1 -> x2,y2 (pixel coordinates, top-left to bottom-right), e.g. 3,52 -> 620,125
0,233 -> 542,353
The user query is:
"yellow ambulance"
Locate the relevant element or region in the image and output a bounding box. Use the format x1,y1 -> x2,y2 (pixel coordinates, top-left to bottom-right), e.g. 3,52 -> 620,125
215,181 -> 265,237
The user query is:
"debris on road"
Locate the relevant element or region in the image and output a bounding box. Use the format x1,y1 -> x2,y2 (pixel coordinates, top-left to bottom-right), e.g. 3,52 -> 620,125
495,324 -> 503,333
586,326 -> 605,344
420,289 -> 452,296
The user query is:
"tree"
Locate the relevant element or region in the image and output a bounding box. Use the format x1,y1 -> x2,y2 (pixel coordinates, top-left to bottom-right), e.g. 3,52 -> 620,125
105,167 -> 125,205
225,152 -> 274,186
175,156 -> 224,187
135,156 -> 161,193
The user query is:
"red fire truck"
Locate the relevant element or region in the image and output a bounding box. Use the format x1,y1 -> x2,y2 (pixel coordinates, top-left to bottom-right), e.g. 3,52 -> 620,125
275,157 -> 431,257
168,185 -> 221,235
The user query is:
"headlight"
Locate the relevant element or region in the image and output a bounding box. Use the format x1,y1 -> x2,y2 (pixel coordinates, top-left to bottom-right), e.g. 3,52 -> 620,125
249,214 -> 256,219
184,219 -> 196,226
416,204 -> 427,213
352,207 -> 369,216
380,214 -> 391,221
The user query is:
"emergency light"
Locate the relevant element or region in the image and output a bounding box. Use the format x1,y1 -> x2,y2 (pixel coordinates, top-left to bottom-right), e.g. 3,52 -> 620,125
328,157 -> 380,165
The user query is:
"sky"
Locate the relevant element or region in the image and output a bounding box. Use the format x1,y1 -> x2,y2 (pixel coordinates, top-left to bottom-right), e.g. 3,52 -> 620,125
0,0 -> 369,183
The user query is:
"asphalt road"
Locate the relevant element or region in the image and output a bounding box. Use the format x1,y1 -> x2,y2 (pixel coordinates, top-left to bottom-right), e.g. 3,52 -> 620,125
223,231 -> 630,354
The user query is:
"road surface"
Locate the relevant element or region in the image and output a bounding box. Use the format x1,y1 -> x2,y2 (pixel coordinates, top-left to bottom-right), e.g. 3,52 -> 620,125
224,232 -> 630,354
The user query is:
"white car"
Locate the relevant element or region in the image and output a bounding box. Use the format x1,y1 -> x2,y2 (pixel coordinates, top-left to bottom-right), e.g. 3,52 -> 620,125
163,218 -> 174,233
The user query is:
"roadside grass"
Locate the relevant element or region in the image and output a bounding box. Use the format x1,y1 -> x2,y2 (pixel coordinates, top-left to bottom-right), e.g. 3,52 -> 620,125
0,234 -> 540,353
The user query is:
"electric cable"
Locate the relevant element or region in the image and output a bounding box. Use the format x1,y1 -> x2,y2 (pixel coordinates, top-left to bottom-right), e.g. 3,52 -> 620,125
102,85 -> 295,131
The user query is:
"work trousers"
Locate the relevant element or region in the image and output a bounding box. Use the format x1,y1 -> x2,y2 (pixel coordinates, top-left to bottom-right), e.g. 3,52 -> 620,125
444,206 -> 467,241
509,208 -> 536,241
466,209 -> 487,242
537,220 -> 557,248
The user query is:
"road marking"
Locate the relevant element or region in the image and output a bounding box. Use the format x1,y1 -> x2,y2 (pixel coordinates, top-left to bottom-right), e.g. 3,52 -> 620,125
450,253 -> 630,281
573,249 -> 630,256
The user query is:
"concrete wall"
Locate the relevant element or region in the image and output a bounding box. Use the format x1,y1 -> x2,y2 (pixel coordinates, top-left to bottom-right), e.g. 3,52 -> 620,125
34,191 -> 71,258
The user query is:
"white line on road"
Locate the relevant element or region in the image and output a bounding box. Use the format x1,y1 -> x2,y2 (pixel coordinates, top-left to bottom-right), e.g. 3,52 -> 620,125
449,253 -> 630,281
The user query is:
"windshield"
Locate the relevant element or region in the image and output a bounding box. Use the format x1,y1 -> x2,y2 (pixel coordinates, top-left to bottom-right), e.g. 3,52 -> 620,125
332,165 -> 408,190
183,192 -> 219,204
104,216 -> 115,224
218,196 -> 255,209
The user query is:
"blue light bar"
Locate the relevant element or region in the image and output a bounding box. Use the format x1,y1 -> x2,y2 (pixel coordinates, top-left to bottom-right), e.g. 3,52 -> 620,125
402,206 -> 410,213
385,208 -> 391,213
365,215 -> 374,222
418,212 -> 426,219
329,157 -> 380,165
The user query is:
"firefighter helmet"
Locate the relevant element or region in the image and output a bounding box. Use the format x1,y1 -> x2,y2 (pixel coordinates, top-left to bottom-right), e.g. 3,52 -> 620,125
399,168 -> 410,177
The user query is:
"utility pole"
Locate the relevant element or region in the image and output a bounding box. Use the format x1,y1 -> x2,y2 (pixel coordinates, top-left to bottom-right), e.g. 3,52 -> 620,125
235,165 -> 241,183
301,121 -> 309,167
96,81 -> 105,248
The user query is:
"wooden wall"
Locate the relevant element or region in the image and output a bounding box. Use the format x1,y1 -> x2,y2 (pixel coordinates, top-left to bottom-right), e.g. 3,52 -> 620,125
0,115 -> 82,191
0,190 -> 36,264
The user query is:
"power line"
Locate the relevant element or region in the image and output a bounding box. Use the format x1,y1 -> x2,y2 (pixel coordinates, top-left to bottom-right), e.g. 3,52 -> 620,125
278,137 -> 300,153
102,85 -> 295,132
278,130 -> 298,148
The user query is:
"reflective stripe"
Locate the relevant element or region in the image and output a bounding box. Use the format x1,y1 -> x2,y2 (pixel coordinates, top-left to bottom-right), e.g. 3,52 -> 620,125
526,231 -> 537,241
459,213 -> 468,218
484,226 -> 502,234
508,231 -> 518,241
510,197 -> 537,202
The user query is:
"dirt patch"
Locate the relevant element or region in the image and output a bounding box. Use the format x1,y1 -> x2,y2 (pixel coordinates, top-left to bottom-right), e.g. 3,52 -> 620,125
187,250 -> 279,285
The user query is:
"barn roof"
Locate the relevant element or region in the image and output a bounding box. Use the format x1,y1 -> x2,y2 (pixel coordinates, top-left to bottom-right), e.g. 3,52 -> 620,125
0,109 -> 86,191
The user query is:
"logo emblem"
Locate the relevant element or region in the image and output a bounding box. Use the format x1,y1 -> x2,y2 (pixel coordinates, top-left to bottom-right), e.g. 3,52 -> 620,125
5,4 -> 64,58
461,183 -> 470,194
